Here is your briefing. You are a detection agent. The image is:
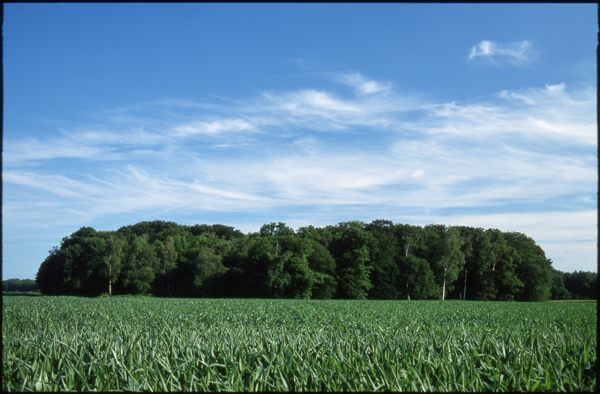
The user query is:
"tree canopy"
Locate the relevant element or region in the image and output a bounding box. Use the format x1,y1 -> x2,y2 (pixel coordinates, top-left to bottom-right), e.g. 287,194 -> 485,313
34,220 -> 595,301
2,278 -> 39,293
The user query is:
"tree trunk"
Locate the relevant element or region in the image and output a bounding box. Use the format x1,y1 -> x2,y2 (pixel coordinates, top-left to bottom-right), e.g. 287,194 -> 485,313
108,263 -> 112,297
442,267 -> 447,301
107,254 -> 112,297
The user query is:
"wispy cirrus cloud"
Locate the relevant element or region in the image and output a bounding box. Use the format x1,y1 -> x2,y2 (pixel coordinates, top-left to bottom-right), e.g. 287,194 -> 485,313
3,71 -> 596,273
263,89 -> 362,114
409,82 -> 596,146
335,72 -> 391,95
468,40 -> 536,66
172,118 -> 256,136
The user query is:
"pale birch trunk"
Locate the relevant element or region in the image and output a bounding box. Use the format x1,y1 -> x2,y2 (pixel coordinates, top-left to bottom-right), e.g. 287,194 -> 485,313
441,266 -> 447,301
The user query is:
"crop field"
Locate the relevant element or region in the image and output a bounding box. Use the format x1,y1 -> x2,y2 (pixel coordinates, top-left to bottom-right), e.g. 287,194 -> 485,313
2,296 -> 596,392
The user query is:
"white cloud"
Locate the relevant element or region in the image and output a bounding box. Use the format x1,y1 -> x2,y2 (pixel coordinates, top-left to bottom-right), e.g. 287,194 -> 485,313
3,165 -> 274,234
3,74 -> 596,275
3,137 -> 109,164
546,82 -> 566,92
498,90 -> 536,105
411,169 -> 425,178
3,126 -> 172,166
3,171 -> 94,199
415,84 -> 596,145
469,40 -> 494,57
172,118 -> 255,136
254,85 -> 421,133
263,89 -> 362,115
336,72 -> 391,95
469,40 -> 536,66
300,90 -> 361,112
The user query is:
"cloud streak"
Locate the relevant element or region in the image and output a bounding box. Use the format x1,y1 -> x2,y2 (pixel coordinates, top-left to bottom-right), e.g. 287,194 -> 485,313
336,72 -> 391,95
172,118 -> 255,136
3,71 -> 596,274
469,40 -> 536,66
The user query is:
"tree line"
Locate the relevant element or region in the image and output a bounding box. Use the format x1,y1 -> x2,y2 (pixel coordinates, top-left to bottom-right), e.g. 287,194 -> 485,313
34,220 -> 596,301
2,278 -> 39,293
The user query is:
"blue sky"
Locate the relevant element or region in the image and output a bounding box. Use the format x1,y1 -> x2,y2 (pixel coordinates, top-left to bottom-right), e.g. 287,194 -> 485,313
3,3 -> 597,279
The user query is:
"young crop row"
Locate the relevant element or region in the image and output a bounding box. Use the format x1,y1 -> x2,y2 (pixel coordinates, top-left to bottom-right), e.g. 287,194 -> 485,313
2,296 -> 596,392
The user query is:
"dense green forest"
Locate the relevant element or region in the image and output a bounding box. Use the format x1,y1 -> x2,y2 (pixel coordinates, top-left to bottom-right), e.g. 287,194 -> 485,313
34,220 -> 596,301
2,278 -> 39,293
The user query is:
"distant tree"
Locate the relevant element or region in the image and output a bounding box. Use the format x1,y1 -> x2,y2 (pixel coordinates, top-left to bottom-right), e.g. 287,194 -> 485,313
469,229 -> 501,300
398,255 -> 439,300
453,228 -> 508,301
220,236 -> 253,297
297,225 -> 321,243
209,224 -> 244,240
153,237 -> 178,296
549,266 -> 571,300
250,223 -> 319,298
329,222 -> 373,299
451,226 -> 475,300
504,232 -> 552,301
394,224 -> 426,300
564,271 -> 597,299
101,233 -> 125,297
234,234 -> 276,297
178,246 -> 227,296
284,253 -> 316,299
36,247 -> 66,294
426,226 -> 465,300
494,243 -> 524,301
305,240 -> 337,299
265,250 -> 291,298
365,220 -> 401,299
260,222 -> 295,238
120,220 -> 181,242
54,228 -> 111,296
119,235 -> 158,295
35,219 -> 568,301
3,278 -> 39,293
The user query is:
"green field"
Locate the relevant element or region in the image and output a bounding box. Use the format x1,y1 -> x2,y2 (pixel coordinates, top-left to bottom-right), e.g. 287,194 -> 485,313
2,297 -> 596,392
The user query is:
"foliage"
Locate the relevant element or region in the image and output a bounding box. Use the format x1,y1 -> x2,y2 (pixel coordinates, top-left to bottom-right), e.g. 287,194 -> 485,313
427,226 -> 465,300
564,271 -> 597,300
398,255 -> 439,300
33,219 -> 589,301
550,266 -> 571,300
365,220 -> 401,299
2,296 -> 596,392
328,221 -> 373,299
2,278 -> 39,293
504,232 -> 552,301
